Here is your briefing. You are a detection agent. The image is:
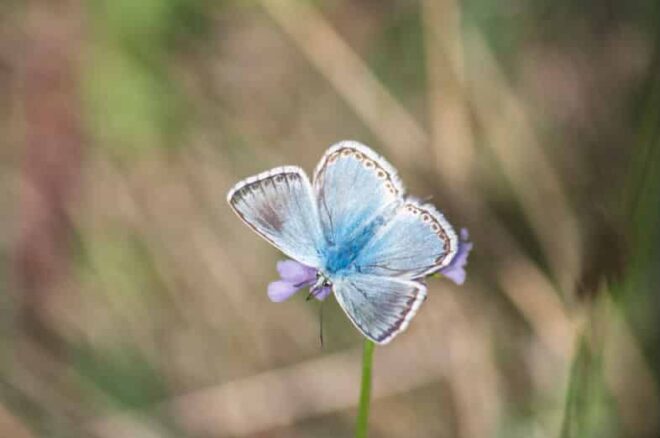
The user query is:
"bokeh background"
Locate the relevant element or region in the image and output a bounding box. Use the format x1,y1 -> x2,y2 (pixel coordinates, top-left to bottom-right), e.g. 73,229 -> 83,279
1,0 -> 660,437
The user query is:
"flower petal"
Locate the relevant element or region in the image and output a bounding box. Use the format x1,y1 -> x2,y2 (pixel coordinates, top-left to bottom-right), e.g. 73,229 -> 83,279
439,228 -> 473,285
313,286 -> 332,301
460,228 -> 469,241
441,264 -> 467,285
276,260 -> 317,285
267,280 -> 300,302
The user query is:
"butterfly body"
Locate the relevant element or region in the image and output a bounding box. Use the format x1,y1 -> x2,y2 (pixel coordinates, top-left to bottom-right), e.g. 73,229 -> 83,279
320,219 -> 385,275
227,141 -> 459,344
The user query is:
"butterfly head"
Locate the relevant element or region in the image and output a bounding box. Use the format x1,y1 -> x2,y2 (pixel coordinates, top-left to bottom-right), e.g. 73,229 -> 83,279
312,271 -> 332,292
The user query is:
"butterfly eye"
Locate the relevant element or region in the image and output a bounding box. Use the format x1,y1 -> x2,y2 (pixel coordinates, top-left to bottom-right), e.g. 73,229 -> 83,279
323,280 -> 331,288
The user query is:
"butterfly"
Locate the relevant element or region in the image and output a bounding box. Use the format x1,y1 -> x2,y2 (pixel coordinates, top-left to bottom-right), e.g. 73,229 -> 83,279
227,141 -> 459,344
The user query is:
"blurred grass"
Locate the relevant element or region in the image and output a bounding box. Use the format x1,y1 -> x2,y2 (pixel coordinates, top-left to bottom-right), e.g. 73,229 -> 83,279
84,0 -> 211,158
621,40 -> 660,382
368,4 -> 426,102
73,343 -> 167,410
561,331 -> 621,438
1,0 -> 660,437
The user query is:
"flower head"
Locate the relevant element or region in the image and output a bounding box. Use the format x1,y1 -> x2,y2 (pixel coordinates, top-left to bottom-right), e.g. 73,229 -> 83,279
438,228 -> 473,285
267,260 -> 331,302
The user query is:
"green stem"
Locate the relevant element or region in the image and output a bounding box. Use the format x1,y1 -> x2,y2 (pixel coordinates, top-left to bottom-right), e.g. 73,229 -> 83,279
355,339 -> 375,438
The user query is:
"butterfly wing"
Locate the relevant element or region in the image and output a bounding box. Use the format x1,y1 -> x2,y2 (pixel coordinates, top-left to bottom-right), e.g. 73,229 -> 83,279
313,141 -> 404,259
332,274 -> 427,344
354,199 -> 459,279
314,142 -> 457,343
227,166 -> 323,267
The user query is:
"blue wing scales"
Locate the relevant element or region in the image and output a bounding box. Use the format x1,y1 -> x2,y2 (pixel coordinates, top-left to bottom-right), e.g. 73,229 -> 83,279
355,199 -> 458,279
312,141 -> 404,274
227,166 -> 323,268
332,274 -> 427,344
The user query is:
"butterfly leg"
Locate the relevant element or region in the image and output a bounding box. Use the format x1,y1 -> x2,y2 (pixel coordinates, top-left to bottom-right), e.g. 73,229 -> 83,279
307,275 -> 331,301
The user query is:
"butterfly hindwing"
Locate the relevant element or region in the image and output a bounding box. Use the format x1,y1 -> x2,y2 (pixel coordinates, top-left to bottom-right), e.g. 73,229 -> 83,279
227,166 -> 323,267
332,274 -> 427,344
355,200 -> 459,279
313,141 -> 404,255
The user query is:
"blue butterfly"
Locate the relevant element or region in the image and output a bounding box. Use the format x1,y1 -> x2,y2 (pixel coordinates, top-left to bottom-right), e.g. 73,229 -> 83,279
227,141 -> 459,344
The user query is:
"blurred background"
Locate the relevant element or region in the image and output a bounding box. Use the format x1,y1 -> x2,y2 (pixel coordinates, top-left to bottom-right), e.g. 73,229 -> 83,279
1,0 -> 659,436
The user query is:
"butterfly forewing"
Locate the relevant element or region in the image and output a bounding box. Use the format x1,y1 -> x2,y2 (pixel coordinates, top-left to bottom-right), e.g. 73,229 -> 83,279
227,166 -> 323,268
332,274 -> 427,344
313,141 -> 404,262
355,200 -> 458,279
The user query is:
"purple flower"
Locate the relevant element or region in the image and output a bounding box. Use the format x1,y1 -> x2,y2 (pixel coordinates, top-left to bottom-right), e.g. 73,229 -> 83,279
267,260 -> 331,302
438,228 -> 473,285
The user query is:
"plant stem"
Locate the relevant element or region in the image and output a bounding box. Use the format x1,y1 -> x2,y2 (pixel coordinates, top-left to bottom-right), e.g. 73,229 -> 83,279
355,339 -> 375,438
